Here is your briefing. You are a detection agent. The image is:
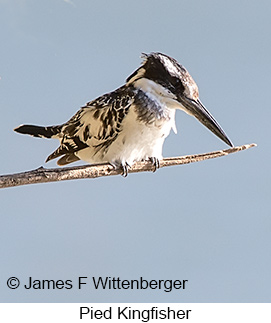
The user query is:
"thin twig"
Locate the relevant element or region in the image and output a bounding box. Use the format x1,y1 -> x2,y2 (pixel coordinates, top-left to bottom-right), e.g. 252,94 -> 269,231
0,143 -> 256,189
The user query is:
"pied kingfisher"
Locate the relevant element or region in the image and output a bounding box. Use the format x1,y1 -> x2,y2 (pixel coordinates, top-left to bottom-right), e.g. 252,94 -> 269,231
15,52 -> 233,175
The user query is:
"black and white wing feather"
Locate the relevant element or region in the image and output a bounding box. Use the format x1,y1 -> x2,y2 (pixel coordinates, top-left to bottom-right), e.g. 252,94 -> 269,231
45,86 -> 134,165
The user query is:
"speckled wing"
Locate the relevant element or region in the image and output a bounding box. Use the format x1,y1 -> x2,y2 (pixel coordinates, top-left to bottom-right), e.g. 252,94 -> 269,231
46,86 -> 134,165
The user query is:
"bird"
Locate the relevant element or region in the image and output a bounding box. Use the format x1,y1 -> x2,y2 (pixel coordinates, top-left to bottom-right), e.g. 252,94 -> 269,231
14,52 -> 233,176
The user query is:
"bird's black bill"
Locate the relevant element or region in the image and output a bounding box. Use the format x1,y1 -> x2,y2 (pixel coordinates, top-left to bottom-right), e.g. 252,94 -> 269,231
180,97 -> 233,147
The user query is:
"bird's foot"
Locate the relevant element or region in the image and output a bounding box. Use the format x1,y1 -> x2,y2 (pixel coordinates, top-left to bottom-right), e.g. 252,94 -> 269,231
110,162 -> 131,177
149,157 -> 160,172
121,162 -> 131,177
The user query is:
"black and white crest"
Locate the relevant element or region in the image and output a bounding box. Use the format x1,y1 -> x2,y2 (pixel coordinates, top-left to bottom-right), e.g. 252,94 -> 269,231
127,52 -> 199,101
15,52 -> 233,174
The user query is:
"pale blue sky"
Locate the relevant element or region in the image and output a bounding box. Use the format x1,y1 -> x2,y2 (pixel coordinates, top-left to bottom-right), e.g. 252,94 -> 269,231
0,0 -> 270,302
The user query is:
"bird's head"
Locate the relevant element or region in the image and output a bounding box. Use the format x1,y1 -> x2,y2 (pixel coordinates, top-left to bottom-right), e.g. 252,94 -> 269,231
126,52 -> 233,147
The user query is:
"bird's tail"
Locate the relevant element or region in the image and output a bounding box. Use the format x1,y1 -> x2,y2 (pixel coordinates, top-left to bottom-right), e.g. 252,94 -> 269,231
14,124 -> 62,139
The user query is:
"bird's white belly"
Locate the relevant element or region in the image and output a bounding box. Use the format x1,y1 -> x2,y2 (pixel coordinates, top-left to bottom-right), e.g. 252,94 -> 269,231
77,106 -> 176,166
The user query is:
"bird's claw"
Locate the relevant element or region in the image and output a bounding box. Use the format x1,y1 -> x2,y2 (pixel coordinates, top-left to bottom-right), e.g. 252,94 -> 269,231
109,162 -> 131,177
149,157 -> 160,172
121,162 -> 131,177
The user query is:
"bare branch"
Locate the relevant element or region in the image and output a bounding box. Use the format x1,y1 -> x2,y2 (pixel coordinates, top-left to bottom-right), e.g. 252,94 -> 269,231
0,143 -> 256,189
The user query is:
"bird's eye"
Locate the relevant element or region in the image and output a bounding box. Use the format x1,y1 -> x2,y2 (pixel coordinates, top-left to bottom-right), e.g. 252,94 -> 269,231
174,78 -> 184,92
175,79 -> 181,86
